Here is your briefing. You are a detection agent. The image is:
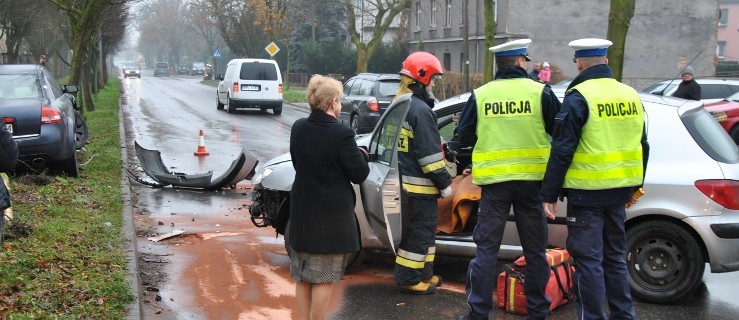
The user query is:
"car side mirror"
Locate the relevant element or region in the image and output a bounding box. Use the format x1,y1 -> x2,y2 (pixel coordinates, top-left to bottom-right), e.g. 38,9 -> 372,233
63,84 -> 78,94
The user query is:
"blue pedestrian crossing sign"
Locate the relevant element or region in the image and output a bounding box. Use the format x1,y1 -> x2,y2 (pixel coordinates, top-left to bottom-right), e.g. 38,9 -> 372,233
213,49 -> 222,58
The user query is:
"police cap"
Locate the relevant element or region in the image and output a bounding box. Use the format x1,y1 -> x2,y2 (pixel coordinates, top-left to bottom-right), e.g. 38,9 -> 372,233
569,38 -> 613,57
490,39 -> 532,61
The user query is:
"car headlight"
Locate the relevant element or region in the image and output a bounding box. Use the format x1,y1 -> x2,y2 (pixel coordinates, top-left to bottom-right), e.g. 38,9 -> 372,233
252,167 -> 273,185
712,111 -> 728,122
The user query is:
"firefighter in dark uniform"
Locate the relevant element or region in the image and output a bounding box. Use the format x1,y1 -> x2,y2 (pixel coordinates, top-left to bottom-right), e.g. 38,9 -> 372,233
392,51 -> 453,295
456,39 -> 561,320
540,38 -> 649,320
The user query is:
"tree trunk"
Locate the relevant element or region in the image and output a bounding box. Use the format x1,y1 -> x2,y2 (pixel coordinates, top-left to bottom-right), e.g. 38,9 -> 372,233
606,0 -> 635,82
356,48 -> 369,73
483,0 -> 496,83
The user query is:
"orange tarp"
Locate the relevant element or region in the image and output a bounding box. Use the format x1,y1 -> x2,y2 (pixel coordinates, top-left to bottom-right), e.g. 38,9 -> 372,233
437,174 -> 481,234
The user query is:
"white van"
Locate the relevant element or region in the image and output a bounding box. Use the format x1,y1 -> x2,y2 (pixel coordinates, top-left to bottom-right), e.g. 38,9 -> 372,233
217,59 -> 283,115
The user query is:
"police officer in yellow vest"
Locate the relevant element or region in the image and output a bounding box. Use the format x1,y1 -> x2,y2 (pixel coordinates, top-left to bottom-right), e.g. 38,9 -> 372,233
541,38 -> 649,320
456,39 -> 562,320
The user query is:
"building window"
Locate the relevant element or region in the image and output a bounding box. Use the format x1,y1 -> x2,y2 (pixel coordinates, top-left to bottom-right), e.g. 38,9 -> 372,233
445,0 -> 452,26
443,53 -> 451,71
718,41 -> 726,58
720,8 -> 728,26
430,0 -> 437,27
415,1 -> 421,29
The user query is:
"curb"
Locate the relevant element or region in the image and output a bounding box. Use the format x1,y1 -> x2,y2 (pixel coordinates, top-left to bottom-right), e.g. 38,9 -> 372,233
119,81 -> 143,320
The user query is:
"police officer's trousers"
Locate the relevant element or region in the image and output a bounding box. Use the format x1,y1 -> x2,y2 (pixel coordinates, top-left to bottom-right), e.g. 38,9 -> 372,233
465,181 -> 551,320
566,204 -> 636,320
394,197 -> 438,286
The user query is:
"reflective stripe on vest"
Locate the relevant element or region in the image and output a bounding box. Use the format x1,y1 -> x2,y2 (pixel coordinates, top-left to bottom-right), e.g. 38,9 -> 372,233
565,78 -> 644,189
472,78 -> 549,185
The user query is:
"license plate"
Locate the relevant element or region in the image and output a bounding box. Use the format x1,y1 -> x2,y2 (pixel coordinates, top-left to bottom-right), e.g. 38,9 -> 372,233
5,123 -> 12,134
242,85 -> 260,91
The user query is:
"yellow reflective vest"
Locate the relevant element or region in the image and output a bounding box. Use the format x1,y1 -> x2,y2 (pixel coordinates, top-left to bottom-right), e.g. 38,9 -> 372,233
565,78 -> 644,189
472,78 -> 549,185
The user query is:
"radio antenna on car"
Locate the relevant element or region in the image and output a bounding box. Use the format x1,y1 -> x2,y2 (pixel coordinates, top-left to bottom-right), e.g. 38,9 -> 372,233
657,50 -> 703,96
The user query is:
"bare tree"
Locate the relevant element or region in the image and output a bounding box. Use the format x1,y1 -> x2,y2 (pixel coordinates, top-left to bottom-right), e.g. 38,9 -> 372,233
186,0 -> 226,73
342,0 -> 410,73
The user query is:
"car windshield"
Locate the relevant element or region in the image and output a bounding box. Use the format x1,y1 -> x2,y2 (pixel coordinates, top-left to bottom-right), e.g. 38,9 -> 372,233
193,62 -> 205,68
240,62 -> 278,81
125,64 -> 136,69
378,80 -> 400,97
0,74 -> 41,99
682,107 -> 739,164
643,82 -> 677,95
724,91 -> 739,102
156,63 -> 167,68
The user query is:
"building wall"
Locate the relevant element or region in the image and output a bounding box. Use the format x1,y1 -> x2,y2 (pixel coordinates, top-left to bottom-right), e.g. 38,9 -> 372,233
718,0 -> 739,62
408,0 -> 719,90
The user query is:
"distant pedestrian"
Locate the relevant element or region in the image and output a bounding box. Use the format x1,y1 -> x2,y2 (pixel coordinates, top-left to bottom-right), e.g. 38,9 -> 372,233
673,66 -> 701,100
287,75 -> 370,320
538,61 -> 551,84
38,55 -> 47,67
541,38 -> 649,320
456,38 -> 561,320
529,61 -> 542,80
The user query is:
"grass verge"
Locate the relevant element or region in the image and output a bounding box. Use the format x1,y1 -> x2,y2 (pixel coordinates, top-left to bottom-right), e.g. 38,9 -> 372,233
0,77 -> 133,317
282,87 -> 307,103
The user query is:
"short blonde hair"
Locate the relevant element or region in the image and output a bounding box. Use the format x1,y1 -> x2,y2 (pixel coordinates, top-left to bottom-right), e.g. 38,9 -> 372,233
306,75 -> 343,112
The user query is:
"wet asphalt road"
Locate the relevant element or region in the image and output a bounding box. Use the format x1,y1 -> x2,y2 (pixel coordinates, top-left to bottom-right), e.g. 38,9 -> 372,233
121,71 -> 739,319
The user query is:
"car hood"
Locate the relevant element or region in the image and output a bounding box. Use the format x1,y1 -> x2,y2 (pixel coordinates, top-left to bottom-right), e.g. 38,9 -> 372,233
262,152 -> 292,168
704,101 -> 739,113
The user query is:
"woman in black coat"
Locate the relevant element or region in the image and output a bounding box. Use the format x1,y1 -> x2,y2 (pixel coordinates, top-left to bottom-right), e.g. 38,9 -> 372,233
287,75 -> 370,320
0,122 -> 18,242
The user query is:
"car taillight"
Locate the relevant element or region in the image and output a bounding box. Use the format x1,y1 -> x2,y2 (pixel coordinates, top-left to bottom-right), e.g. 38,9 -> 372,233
41,106 -> 62,124
695,180 -> 739,210
712,111 -> 728,122
3,117 -> 12,124
233,82 -> 239,93
367,98 -> 379,112
278,83 -> 283,94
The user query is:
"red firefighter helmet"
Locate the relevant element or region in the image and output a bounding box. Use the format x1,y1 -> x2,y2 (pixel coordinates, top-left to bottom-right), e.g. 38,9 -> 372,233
399,51 -> 444,86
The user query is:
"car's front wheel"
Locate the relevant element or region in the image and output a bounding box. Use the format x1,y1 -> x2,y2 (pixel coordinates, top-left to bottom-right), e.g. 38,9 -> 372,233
626,220 -> 705,303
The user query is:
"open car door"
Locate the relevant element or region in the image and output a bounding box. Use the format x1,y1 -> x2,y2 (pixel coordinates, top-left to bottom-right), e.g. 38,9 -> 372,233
360,94 -> 412,254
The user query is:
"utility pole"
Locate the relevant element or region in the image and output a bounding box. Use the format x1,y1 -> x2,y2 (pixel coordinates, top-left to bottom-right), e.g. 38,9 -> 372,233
463,0 -> 469,92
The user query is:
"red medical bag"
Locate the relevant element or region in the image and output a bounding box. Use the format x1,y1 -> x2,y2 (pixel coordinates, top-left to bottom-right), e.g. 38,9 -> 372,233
496,248 -> 575,315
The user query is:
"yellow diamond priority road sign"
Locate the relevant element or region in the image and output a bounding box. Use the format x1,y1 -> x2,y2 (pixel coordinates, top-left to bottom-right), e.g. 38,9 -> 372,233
265,42 -> 280,57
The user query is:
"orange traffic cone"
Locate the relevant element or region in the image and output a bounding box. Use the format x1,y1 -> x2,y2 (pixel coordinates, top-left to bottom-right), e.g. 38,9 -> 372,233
194,130 -> 210,156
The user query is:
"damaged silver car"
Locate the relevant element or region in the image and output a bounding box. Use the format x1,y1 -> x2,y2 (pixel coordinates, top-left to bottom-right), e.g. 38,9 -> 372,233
249,92 -> 739,304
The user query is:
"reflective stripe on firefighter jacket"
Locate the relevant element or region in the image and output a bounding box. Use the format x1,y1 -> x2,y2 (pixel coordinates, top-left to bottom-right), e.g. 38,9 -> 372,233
565,78 -> 645,189
398,95 -> 453,198
471,78 -> 549,185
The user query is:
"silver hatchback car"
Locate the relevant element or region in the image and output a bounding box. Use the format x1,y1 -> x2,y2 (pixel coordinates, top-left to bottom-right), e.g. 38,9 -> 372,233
249,92 -> 739,303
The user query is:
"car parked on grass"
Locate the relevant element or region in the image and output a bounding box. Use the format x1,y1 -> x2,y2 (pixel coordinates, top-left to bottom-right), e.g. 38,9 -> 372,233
249,91 -> 739,304
122,63 -> 141,78
643,78 -> 739,104
704,91 -> 739,144
0,65 -> 87,176
153,62 -> 169,77
338,73 -> 401,134
216,58 -> 283,115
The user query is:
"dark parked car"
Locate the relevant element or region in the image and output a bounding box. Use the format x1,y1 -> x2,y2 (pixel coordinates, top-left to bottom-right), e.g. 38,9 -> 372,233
339,73 -> 401,134
0,65 -> 87,176
153,62 -> 169,77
